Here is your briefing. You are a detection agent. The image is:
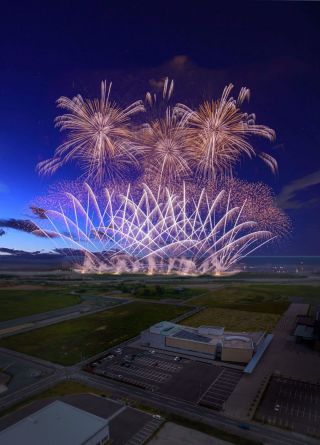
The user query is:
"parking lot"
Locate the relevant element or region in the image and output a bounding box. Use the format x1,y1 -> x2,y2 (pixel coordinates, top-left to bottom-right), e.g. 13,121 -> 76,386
87,346 -> 243,409
255,376 -> 320,437
199,367 -> 243,410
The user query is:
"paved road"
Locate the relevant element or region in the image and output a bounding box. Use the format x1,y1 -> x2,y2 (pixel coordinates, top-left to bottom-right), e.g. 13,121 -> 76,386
0,297 -> 131,338
0,301 -> 319,445
75,371 -> 319,445
1,357 -> 318,445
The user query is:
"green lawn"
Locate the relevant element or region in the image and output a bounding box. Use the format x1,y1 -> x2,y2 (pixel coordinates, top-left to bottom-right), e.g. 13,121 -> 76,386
0,290 -> 81,322
0,302 -> 186,365
119,283 -> 205,300
183,307 -> 279,332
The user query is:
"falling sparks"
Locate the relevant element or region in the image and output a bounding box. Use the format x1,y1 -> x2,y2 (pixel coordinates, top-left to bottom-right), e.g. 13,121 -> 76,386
37,81 -> 145,184
37,79 -> 277,186
35,183 -> 277,275
175,84 -> 277,181
33,79 -> 288,274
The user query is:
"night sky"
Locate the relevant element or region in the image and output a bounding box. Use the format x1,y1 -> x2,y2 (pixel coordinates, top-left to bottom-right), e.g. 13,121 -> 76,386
0,1 -> 320,254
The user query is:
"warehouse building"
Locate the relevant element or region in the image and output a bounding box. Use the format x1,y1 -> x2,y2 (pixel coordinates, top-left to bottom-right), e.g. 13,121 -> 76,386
141,321 -> 255,364
0,400 -> 109,445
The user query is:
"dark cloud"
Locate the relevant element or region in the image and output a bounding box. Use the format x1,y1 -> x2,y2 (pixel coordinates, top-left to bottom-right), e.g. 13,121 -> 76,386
0,218 -> 58,238
30,206 -> 48,219
0,218 -> 39,233
277,169 -> 320,210
0,247 -> 40,256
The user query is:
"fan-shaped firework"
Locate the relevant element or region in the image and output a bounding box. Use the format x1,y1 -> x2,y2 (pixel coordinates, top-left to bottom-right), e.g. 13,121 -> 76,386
35,183 -> 276,275
33,79 -> 288,274
175,84 -> 277,181
37,81 -> 145,184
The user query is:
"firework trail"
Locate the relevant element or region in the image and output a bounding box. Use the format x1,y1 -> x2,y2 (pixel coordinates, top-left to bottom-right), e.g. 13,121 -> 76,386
140,108 -> 192,185
175,84 -> 277,181
140,78 -> 192,186
37,79 -> 277,187
32,79 -> 288,274
34,183 -> 277,275
37,81 -> 145,184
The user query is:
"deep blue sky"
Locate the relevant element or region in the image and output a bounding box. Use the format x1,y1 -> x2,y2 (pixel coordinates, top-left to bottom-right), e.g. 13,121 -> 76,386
0,1 -> 320,254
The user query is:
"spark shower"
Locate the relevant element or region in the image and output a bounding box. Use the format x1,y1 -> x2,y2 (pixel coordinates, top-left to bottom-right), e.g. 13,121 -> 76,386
33,79 -> 288,275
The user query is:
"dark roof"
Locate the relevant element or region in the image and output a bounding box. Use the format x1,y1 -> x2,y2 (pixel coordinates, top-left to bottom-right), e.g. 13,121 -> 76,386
173,329 -> 211,343
294,325 -> 314,339
296,315 -> 314,327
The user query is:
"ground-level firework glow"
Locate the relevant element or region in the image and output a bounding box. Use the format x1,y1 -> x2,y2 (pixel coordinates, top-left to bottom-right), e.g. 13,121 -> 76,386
31,79 -> 289,274
35,183 -> 276,275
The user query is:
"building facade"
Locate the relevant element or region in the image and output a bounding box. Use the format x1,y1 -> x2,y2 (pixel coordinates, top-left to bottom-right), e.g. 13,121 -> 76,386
141,321 -> 255,364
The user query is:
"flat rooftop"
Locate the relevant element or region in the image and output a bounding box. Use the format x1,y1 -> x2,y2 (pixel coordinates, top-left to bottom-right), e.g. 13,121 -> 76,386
222,336 -> 254,349
147,322 -> 255,348
0,400 -> 108,445
172,329 -> 212,343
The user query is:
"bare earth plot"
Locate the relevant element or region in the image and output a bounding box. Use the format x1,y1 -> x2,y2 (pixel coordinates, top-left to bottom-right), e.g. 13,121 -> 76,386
148,422 -> 233,445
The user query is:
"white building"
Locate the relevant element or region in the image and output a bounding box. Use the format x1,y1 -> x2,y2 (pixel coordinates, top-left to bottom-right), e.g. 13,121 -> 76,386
0,400 -> 109,445
141,321 -> 255,363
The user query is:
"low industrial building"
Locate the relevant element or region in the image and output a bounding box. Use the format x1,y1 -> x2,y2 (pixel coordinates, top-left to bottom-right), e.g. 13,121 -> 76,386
0,400 -> 110,445
294,307 -> 320,349
141,321 -> 256,364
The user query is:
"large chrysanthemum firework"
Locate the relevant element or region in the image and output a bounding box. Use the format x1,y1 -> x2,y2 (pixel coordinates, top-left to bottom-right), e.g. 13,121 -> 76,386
140,108 -> 192,185
37,81 -> 145,183
175,84 -> 277,181
32,79 -> 289,274
34,183 -> 277,275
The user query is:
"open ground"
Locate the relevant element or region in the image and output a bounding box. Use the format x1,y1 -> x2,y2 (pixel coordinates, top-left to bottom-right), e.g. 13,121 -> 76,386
0,302 -> 187,365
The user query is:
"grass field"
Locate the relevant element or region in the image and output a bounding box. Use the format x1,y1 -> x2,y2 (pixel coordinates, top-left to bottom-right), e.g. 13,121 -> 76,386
0,290 -> 81,322
188,284 -> 293,314
117,283 -> 205,300
0,302 -> 186,365
183,283 -> 320,331
189,283 -> 320,311
183,307 -> 279,332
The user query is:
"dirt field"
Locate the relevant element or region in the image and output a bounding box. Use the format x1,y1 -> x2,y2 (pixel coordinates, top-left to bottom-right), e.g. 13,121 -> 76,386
148,422 -> 233,445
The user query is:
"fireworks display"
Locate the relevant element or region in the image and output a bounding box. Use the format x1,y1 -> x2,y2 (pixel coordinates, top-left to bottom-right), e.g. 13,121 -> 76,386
175,84 -> 277,181
33,79 -> 288,275
37,81 -> 145,184
35,183 -> 275,275
37,79 -> 277,187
